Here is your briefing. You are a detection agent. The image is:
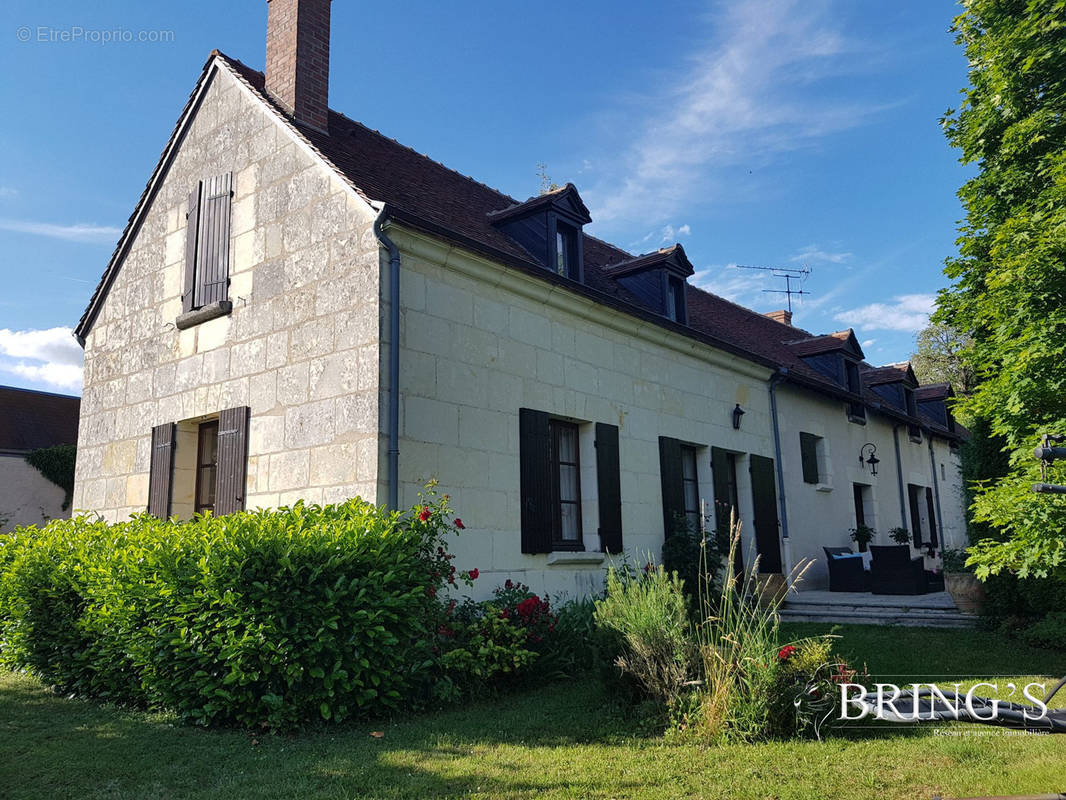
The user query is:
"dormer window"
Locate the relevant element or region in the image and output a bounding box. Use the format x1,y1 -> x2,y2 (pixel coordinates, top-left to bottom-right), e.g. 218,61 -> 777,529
555,223 -> 579,279
666,276 -> 687,324
488,183 -> 591,283
845,359 -> 865,422
905,387 -> 922,442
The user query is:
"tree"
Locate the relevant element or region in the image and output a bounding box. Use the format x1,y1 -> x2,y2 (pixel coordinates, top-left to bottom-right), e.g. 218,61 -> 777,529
909,322 -> 977,397
934,1 -> 1066,580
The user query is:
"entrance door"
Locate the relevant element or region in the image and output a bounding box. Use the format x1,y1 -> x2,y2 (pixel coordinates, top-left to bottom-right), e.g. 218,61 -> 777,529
749,454 -> 783,574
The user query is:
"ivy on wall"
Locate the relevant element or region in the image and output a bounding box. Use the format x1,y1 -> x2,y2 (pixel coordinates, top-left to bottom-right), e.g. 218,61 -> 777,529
24,444 -> 77,511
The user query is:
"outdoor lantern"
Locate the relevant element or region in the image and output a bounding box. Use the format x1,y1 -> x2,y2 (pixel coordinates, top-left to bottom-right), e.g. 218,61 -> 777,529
732,403 -> 745,430
860,442 -> 879,475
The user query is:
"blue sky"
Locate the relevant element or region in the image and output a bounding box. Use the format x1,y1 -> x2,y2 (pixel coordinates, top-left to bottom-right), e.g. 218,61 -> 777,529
0,0 -> 969,395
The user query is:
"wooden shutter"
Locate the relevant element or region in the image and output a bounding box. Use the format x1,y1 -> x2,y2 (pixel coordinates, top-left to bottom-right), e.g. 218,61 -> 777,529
908,484 -> 923,545
182,183 -> 202,313
749,454 -> 783,573
710,447 -> 732,536
799,432 -> 820,484
214,406 -> 249,516
595,422 -> 622,554
519,408 -> 552,554
658,436 -> 684,537
925,487 -> 939,548
195,173 -> 232,308
147,422 -> 175,518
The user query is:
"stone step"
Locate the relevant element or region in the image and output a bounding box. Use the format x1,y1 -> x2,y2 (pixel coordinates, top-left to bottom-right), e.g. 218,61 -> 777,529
778,607 -> 977,629
782,602 -> 961,616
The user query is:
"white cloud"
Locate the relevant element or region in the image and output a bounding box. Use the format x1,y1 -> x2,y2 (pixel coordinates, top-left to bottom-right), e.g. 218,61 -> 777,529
0,218 -> 120,244
584,0 -> 887,230
691,265 -> 768,306
790,244 -> 852,264
0,327 -> 84,392
834,294 -> 935,333
861,338 -> 876,348
0,186 -> 17,199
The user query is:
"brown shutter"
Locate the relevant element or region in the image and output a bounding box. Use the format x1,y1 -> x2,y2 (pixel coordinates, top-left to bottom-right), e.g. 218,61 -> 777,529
749,454 -> 783,573
214,406 -> 249,516
658,436 -> 684,537
182,183 -> 202,313
148,422 -> 175,518
925,487 -> 939,548
519,408 -> 552,554
799,432 -> 820,483
595,422 -> 622,554
196,173 -> 232,308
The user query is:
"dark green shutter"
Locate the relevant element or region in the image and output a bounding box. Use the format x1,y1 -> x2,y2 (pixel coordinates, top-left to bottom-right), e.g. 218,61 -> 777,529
658,436 -> 684,537
182,183 -> 201,313
925,488 -> 939,548
214,406 -> 249,516
749,454 -> 782,573
908,484 -> 923,546
710,446 -> 732,536
799,432 -> 820,484
147,422 -> 175,518
595,422 -> 622,554
519,408 -> 552,553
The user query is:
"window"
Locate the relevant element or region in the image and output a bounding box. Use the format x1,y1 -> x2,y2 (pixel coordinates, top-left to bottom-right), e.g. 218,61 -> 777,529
681,446 -> 700,529
845,360 -> 865,422
183,172 -> 233,316
799,432 -> 822,484
665,276 -> 687,324
550,419 -> 583,548
852,483 -> 872,550
194,420 -> 220,514
147,407 -> 250,520
555,223 -> 579,280
904,388 -> 921,441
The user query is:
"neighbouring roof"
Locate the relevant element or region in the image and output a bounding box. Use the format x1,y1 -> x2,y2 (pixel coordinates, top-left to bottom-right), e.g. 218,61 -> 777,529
0,386 -> 80,453
786,330 -> 864,359
73,52 -> 964,441
862,363 -> 917,388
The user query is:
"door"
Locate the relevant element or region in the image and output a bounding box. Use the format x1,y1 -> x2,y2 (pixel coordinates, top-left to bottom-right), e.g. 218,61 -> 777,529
712,447 -> 744,574
749,454 -> 783,574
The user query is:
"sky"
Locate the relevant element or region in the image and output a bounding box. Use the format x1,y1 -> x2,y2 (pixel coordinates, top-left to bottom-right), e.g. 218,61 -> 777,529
0,0 -> 971,395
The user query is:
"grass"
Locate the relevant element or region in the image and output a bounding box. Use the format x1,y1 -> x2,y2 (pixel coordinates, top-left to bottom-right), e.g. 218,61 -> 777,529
1,624 -> 1064,799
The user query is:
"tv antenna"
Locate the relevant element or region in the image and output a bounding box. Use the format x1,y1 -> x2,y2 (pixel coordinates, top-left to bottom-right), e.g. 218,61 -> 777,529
733,263 -> 812,312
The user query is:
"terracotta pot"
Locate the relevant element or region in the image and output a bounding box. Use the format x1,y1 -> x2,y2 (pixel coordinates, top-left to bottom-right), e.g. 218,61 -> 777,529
756,572 -> 788,608
944,572 -> 986,615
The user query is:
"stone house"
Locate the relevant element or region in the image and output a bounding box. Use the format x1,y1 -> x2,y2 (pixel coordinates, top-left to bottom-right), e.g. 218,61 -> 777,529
1,386 -> 80,532
72,0 -> 966,595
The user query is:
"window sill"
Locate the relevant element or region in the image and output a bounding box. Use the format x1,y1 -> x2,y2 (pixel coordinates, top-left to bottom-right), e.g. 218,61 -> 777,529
547,551 -> 606,567
847,414 -> 867,426
814,483 -> 833,493
176,300 -> 232,330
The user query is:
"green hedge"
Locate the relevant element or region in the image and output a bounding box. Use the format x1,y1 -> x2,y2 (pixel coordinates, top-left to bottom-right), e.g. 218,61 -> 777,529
0,497 -> 462,728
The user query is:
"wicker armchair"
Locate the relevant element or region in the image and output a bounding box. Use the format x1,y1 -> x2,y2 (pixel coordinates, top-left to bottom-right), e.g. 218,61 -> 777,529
823,546 -> 867,592
869,545 -> 928,595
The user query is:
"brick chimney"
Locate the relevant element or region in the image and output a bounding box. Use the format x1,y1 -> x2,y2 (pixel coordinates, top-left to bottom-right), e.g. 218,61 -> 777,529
765,309 -> 793,326
265,0 -> 332,131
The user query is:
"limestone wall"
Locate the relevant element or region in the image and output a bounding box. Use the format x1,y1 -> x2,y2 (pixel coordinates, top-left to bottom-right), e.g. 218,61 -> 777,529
73,62 -> 382,520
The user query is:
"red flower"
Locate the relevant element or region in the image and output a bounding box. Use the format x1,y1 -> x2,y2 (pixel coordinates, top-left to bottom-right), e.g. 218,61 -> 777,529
517,596 -> 541,618
777,645 -> 797,661
505,579 -> 513,589
454,518 -> 466,529
468,568 -> 479,580
418,507 -> 431,522
643,562 -> 653,574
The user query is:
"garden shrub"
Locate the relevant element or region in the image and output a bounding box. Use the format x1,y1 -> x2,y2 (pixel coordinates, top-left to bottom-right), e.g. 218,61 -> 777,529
24,444 -> 77,510
1019,612 -> 1066,651
0,490 -> 474,728
594,564 -> 694,708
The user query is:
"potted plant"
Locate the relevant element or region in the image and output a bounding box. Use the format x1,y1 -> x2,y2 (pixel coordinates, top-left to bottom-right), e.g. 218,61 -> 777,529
888,527 -> 911,546
941,548 -> 985,614
848,524 -> 876,552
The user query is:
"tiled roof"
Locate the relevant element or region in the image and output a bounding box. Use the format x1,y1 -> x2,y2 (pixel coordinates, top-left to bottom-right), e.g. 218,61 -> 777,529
603,244 -> 694,278
74,52 -> 964,442
786,330 -> 862,358
916,383 -> 953,400
0,386 -> 80,453
861,363 -> 915,387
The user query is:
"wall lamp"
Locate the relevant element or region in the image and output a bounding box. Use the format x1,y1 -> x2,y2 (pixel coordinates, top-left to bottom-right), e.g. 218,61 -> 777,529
732,403 -> 745,430
859,442 -> 879,475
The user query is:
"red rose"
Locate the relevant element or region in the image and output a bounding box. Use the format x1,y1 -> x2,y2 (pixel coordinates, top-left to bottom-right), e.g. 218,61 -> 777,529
418,507 -> 431,522
777,645 -> 797,661
454,518 -> 465,529
468,568 -> 479,580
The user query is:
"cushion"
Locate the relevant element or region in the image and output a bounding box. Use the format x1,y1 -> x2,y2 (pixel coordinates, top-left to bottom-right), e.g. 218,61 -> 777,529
831,553 -> 863,561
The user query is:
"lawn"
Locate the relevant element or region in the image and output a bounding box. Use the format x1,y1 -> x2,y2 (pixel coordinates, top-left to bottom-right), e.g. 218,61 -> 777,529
1,624 -> 1063,800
